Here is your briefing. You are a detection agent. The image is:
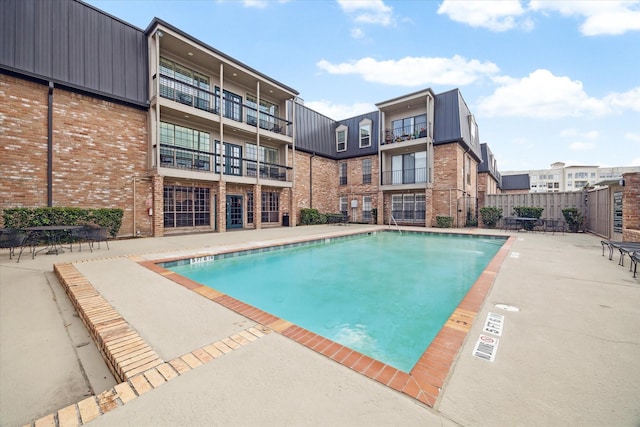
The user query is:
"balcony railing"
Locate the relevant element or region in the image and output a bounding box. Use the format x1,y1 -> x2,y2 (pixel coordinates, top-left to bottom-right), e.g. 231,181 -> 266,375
156,74 -> 291,135
382,168 -> 427,185
159,145 -> 290,181
382,124 -> 431,145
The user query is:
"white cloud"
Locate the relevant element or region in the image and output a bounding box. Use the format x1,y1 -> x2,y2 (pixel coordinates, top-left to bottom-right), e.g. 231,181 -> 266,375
603,87 -> 640,112
304,100 -> 376,120
477,69 -> 611,118
337,0 -> 394,26
631,158 -> 640,166
529,0 -> 640,36
351,28 -> 365,39
561,129 -> 600,139
316,55 -> 499,86
437,0 -> 530,31
569,142 -> 596,150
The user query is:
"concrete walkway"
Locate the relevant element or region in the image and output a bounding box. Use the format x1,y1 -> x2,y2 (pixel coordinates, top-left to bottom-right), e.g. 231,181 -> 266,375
1,225 -> 638,426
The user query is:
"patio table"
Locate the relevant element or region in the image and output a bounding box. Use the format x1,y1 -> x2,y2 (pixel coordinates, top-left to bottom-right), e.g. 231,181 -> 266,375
21,225 -> 84,257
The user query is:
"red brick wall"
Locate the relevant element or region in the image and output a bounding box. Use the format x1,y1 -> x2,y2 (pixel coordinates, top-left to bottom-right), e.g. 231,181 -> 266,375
1,74 -> 150,237
622,172 -> 640,242
292,151 -> 339,219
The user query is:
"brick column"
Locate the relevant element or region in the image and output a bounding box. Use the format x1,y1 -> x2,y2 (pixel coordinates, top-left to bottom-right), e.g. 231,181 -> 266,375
218,181 -> 227,233
377,190 -> 384,225
255,184 -> 262,229
425,188 -> 434,227
151,174 -> 164,237
622,172 -> 640,242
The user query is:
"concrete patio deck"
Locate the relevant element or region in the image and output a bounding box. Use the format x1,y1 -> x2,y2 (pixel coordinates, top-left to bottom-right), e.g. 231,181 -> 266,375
1,225 -> 638,426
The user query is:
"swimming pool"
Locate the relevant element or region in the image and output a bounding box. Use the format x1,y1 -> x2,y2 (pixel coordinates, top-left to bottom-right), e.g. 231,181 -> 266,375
168,231 -> 505,372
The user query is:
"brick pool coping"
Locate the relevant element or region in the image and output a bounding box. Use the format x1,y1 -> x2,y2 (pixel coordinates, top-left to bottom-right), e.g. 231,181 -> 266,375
27,229 -> 513,426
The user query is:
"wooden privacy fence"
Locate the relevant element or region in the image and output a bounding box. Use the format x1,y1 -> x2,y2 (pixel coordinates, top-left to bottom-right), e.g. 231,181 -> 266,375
484,192 -> 586,220
586,186 -> 614,238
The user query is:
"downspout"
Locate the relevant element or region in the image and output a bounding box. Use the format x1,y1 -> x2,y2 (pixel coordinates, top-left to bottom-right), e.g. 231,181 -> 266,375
47,81 -> 54,206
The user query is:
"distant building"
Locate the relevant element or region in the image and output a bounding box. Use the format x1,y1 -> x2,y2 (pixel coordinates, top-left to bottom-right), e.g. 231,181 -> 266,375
502,162 -> 640,193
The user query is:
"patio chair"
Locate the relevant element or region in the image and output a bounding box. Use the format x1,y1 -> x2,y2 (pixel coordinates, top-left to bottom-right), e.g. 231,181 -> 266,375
69,226 -> 91,252
86,226 -> 110,251
502,217 -> 518,232
601,240 -> 640,266
0,228 -> 28,262
630,252 -> 638,278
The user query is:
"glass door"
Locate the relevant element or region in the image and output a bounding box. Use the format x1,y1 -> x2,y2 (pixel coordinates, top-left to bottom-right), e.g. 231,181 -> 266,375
226,195 -> 243,229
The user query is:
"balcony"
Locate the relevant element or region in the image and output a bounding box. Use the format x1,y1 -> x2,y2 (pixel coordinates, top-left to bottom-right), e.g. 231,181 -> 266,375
159,145 -> 291,183
156,74 -> 291,136
381,168 -> 427,186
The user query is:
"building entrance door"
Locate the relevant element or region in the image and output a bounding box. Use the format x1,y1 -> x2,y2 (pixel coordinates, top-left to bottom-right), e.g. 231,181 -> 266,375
226,195 -> 243,229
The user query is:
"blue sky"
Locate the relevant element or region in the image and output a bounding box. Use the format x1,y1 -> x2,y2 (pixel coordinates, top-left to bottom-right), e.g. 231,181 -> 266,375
87,0 -> 640,171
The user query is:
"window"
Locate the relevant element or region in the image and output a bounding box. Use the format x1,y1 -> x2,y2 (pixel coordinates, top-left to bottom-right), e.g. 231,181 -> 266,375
362,159 -> 372,184
215,87 -> 242,122
362,196 -> 372,221
246,94 -> 280,131
389,151 -> 427,185
261,192 -> 279,223
246,143 -> 281,179
159,122 -> 210,170
339,197 -> 348,217
391,193 -> 425,222
339,162 -> 347,185
466,155 -> 472,185
159,58 -> 211,112
391,114 -> 427,140
247,191 -> 254,224
359,120 -> 371,148
163,186 -> 210,228
336,125 -> 347,152
224,143 -> 242,176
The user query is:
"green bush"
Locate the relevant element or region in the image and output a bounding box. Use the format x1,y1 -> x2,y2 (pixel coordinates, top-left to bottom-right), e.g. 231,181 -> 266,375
436,215 -> 453,228
562,208 -> 584,233
479,207 -> 503,229
2,207 -> 123,237
465,209 -> 478,227
300,208 -> 326,225
512,206 -> 544,231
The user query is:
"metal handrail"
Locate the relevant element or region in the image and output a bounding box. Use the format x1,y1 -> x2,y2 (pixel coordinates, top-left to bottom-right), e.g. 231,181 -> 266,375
389,214 -> 402,235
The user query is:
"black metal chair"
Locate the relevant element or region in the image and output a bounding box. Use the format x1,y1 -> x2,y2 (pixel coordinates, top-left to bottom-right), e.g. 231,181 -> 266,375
0,228 -> 28,262
86,226 -> 110,251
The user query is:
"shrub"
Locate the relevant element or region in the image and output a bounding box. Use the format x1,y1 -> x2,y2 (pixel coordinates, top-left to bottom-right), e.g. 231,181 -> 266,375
562,208 -> 584,233
512,206 -> 544,231
300,208 -> 326,225
465,209 -> 478,227
436,215 -> 453,228
2,207 -> 123,237
479,207 -> 503,229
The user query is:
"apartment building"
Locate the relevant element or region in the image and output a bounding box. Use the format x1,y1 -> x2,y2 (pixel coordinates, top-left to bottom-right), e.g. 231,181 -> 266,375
502,162 -> 640,193
1,0 -> 491,235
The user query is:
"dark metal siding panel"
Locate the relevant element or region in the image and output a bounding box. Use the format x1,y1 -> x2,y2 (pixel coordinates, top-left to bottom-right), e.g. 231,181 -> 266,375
14,0 -> 35,72
112,24 -> 126,98
83,8 -> 101,90
295,103 -> 336,158
51,0 -> 70,82
34,0 -> 53,77
0,1 -> 17,67
98,17 -> 113,94
1,0 -> 148,107
68,0 -> 85,86
433,90 -> 461,144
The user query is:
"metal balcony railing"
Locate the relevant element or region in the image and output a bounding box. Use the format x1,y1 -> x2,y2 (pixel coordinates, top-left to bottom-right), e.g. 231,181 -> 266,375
159,145 -> 290,181
381,168 -> 427,185
382,124 -> 431,145
157,73 -> 291,135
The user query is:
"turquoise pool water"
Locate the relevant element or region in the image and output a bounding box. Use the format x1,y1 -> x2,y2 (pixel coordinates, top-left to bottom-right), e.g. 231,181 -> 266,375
168,231 -> 504,372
